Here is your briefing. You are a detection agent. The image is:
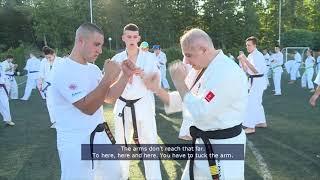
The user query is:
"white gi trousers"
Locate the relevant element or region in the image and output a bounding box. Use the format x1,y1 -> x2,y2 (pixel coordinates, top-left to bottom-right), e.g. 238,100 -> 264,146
21,76 -> 38,100
301,68 -> 314,89
6,75 -> 18,99
114,95 -> 162,180
243,81 -> 266,128
290,62 -> 301,81
272,69 -> 282,95
57,130 -> 121,180
181,130 -> 246,180
0,87 -> 12,122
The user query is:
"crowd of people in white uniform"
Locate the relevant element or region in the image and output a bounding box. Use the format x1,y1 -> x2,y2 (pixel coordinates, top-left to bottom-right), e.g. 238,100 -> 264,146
1,22 -> 320,180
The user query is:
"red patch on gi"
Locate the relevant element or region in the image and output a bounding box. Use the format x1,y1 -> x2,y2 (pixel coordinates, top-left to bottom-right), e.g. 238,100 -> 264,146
205,91 -> 215,102
69,84 -> 77,90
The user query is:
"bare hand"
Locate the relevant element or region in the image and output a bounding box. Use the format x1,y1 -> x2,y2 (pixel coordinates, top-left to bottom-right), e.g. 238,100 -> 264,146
103,59 -> 121,83
142,72 -> 160,92
121,59 -> 141,79
169,61 -> 188,84
309,94 -> 318,107
237,54 -> 246,61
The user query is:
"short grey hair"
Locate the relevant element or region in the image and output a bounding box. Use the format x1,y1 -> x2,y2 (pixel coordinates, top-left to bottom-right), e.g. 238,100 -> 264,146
75,22 -> 103,40
180,28 -> 214,49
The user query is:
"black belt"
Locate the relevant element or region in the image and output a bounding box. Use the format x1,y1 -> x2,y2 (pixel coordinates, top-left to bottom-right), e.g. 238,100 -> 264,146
42,82 -> 51,92
41,82 -> 51,97
29,71 -> 39,73
189,124 -> 242,180
0,84 -> 9,97
248,74 -> 264,85
90,122 -> 116,169
118,96 -> 141,146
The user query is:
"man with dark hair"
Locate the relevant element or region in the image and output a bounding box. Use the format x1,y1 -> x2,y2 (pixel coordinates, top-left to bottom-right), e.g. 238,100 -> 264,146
39,46 -> 63,128
111,23 -> 162,180
270,45 -> 284,95
49,22 -> 138,179
2,54 -> 18,99
238,36 -> 267,134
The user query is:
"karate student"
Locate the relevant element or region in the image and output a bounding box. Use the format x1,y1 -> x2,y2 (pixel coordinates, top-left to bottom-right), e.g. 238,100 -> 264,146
288,50 -> 302,84
144,28 -> 248,180
0,63 -> 15,126
262,49 -> 271,85
39,46 -> 63,128
238,36 -> 268,134
20,53 -> 41,100
111,23 -> 162,180
48,22 -> 138,180
153,45 -> 170,89
270,46 -> 283,96
301,50 -> 315,92
2,55 -> 18,99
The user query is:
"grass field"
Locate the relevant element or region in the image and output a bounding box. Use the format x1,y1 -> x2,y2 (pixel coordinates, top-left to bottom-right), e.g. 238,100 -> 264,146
0,73 -> 320,180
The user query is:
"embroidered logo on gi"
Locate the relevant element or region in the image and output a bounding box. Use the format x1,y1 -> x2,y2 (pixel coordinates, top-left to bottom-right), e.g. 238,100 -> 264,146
205,91 -> 215,102
69,84 -> 77,90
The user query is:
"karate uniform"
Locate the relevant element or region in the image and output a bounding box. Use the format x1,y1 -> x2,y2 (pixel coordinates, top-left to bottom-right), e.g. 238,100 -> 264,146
154,51 -> 170,89
112,50 -> 162,180
0,64 -> 13,124
241,49 -> 268,129
49,58 -> 120,180
290,52 -> 302,81
165,51 -> 248,180
264,53 -> 271,85
39,56 -> 63,124
21,56 -> 41,100
271,52 -> 283,95
301,56 -> 315,90
1,60 -> 18,99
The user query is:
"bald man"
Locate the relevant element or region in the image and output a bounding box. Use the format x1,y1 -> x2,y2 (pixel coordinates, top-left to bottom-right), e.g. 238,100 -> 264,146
48,22 -> 138,180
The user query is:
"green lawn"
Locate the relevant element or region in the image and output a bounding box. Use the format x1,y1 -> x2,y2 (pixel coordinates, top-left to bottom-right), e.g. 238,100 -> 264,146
0,74 -> 319,180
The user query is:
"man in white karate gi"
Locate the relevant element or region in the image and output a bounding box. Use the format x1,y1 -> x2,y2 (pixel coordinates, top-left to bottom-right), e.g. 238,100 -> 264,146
2,55 -> 18,99
111,23 -> 162,180
144,28 -> 248,180
301,50 -> 315,92
238,36 -> 267,134
20,53 -> 41,100
288,50 -> 302,84
39,46 -> 63,128
0,63 -> 15,126
153,45 -> 170,89
270,46 -> 283,96
48,22 -> 138,180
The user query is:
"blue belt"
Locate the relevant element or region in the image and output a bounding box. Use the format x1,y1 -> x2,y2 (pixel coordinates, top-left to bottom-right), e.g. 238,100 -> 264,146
29,71 -> 39,73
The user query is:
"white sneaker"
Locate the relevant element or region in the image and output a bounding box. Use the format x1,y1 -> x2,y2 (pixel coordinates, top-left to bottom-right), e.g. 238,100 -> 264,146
6,121 -> 15,126
50,123 -> 56,129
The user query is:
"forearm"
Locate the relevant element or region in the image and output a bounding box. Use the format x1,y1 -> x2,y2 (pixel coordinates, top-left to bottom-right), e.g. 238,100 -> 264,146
174,82 -> 189,99
243,59 -> 258,74
74,77 -> 113,115
104,73 -> 129,104
155,88 -> 170,105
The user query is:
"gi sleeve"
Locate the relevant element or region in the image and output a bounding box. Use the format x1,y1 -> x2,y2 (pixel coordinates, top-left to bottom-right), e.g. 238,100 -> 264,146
164,91 -> 182,114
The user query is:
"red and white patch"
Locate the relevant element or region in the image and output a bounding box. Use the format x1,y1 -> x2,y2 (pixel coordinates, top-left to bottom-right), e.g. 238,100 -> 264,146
68,84 -> 77,90
204,91 -> 215,102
